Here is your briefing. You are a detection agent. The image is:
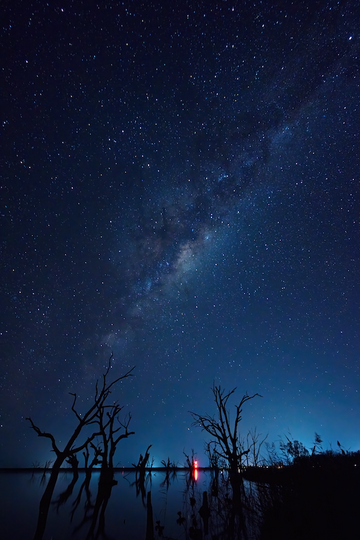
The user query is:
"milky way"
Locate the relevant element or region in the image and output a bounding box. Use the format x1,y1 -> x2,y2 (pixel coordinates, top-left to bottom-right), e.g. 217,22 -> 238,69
101,14 -> 359,354
1,0 -> 360,468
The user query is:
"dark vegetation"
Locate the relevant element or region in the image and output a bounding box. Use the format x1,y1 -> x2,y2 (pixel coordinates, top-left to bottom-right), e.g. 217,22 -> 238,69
25,356 -> 360,539
250,436 -> 360,540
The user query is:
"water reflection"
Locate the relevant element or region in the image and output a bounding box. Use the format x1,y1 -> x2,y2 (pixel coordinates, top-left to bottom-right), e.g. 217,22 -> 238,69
3,460 -> 359,540
0,469 -> 261,539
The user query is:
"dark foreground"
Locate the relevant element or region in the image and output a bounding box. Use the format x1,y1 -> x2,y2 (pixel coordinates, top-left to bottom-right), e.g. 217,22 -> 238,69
1,456 -> 359,540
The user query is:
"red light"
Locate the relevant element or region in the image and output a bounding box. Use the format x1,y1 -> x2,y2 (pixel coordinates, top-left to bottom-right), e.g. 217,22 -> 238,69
194,460 -> 198,468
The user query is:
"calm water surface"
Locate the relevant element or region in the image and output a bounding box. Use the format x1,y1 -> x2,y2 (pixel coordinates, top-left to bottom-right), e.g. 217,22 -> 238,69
0,470 -> 258,539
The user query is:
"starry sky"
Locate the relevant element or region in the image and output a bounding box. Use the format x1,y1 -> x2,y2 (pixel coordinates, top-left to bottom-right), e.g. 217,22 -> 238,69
1,0 -> 360,468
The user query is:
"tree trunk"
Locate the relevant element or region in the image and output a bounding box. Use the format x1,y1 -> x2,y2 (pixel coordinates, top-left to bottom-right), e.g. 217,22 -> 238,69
32,455 -> 64,540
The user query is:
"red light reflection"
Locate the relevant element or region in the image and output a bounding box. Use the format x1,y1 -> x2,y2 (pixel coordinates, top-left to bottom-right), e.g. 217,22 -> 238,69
194,460 -> 198,481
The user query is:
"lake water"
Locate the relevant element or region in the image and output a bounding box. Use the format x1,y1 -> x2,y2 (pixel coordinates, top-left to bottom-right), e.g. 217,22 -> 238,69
0,469 -> 261,539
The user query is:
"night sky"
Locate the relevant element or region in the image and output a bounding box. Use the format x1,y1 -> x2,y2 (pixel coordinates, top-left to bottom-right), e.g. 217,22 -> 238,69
1,0 -> 360,468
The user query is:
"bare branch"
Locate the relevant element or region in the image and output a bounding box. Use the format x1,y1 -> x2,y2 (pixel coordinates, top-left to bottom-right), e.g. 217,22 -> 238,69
189,385 -> 262,474
69,392 -> 82,421
26,417 -> 61,457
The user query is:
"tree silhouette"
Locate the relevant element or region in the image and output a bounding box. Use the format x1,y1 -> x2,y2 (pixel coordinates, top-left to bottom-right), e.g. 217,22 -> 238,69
26,354 -> 134,540
190,385 -> 262,538
279,434 -> 309,465
132,444 -> 153,503
190,384 -> 262,479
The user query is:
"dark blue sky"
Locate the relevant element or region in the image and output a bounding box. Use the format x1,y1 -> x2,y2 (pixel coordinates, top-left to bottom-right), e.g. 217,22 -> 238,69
1,0 -> 360,468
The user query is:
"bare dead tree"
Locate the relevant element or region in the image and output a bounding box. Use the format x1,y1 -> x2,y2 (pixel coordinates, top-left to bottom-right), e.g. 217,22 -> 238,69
132,444 -> 153,504
190,384 -> 262,479
79,403 -> 134,538
26,354 -> 135,540
132,444 -> 153,473
243,427 -> 268,467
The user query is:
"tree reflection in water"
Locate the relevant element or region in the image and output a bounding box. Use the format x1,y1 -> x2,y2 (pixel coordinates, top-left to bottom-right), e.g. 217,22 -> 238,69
147,469 -> 260,540
30,467 -> 305,539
